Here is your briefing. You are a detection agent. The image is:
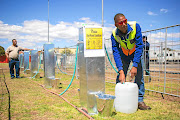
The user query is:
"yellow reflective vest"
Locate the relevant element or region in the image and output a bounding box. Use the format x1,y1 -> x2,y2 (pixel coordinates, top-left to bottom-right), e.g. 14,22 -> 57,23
112,21 -> 136,56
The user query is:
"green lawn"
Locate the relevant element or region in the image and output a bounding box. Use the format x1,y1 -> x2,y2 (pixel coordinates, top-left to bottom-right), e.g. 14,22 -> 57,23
0,63 -> 180,120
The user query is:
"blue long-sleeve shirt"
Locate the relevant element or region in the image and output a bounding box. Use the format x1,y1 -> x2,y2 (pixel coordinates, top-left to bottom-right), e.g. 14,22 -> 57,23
143,41 -> 150,58
111,23 -> 143,72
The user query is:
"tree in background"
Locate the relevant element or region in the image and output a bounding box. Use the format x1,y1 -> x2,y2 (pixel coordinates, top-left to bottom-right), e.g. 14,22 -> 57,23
0,46 -> 5,56
60,48 -> 73,56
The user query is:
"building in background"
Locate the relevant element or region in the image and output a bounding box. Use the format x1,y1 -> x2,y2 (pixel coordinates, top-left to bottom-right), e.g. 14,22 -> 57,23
54,47 -> 76,55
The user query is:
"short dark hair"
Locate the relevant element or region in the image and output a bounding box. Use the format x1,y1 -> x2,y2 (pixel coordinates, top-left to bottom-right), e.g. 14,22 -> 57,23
114,13 -> 125,22
12,39 -> 16,42
143,36 -> 147,40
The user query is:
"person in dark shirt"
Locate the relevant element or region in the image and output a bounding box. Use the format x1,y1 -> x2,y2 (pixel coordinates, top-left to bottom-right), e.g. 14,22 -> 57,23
143,36 -> 150,75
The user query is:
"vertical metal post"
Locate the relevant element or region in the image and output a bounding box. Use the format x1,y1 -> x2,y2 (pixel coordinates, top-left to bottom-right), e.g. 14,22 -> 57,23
19,53 -> 23,68
48,0 -> 49,42
102,0 -> 104,27
76,46 -> 79,79
31,50 -> 38,77
79,27 -> 105,115
65,47 -> 67,73
161,42 -> 163,70
178,26 -> 180,96
164,28 -> 167,93
44,43 -> 55,88
24,51 -> 29,70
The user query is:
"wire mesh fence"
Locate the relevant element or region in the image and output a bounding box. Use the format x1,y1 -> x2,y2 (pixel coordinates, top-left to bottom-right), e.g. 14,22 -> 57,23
142,24 -> 180,97
104,24 -> 180,97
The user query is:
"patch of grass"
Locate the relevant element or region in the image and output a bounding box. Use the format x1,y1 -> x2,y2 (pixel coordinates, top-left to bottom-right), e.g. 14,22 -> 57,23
0,63 -> 180,120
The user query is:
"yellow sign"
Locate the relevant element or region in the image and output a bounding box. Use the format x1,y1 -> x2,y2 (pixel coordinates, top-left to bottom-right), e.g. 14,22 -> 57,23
85,28 -> 103,49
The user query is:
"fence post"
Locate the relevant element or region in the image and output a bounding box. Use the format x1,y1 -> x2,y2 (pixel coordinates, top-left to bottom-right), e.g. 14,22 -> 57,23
164,27 -> 167,94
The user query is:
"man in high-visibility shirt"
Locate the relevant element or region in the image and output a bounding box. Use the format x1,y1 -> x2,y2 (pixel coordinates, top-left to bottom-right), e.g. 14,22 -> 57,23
111,13 -> 151,110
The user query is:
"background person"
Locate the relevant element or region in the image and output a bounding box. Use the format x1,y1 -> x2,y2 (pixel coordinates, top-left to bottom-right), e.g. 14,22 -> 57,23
111,13 -> 151,110
143,36 -> 150,76
5,39 -> 32,79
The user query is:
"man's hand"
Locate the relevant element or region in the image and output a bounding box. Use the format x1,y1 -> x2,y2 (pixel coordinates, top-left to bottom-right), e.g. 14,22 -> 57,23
130,67 -> 137,80
7,56 -> 11,61
119,70 -> 125,84
5,53 -> 10,61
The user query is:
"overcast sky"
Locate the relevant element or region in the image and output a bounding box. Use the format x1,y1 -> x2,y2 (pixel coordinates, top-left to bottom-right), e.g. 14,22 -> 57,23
0,0 -> 179,50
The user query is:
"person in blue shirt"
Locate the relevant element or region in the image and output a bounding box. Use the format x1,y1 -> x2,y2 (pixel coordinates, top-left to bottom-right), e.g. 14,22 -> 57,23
111,13 -> 151,110
143,36 -> 150,75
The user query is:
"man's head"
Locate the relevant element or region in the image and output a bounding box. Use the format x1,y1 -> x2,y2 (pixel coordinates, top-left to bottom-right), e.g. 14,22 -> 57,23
12,39 -> 17,46
143,36 -> 147,42
114,13 -> 127,33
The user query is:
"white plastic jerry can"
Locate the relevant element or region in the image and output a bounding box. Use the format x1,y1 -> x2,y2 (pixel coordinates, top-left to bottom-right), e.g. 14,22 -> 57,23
114,82 -> 138,114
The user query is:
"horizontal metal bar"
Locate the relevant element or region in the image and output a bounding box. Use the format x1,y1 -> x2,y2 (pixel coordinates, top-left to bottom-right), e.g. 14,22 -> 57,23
150,75 -> 180,80
142,24 -> 180,33
146,89 -> 180,97
105,81 -> 116,84
105,81 -> 180,97
149,70 -> 180,74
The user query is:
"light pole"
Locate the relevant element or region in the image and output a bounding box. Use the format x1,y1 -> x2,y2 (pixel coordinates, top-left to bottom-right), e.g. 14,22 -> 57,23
102,0 -> 104,27
48,0 -> 49,42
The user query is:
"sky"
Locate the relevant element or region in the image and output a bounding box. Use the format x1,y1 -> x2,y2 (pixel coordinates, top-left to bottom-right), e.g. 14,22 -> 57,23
0,0 -> 180,50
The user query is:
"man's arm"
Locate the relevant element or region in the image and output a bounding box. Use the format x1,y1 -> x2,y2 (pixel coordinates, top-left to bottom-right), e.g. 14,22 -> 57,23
5,52 -> 9,60
111,34 -> 123,72
23,48 -> 33,51
19,46 -> 33,51
111,34 -> 125,83
5,47 -> 10,60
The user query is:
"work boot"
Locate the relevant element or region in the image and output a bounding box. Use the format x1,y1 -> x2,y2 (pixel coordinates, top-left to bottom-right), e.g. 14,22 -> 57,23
138,102 -> 151,110
11,76 -> 15,79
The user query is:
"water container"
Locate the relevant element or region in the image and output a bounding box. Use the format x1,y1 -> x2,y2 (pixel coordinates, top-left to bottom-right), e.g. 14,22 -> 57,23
114,82 -> 138,114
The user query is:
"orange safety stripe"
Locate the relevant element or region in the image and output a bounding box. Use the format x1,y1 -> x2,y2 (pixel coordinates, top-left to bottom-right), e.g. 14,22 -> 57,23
121,45 -> 136,56
121,47 -> 128,56
129,45 -> 136,55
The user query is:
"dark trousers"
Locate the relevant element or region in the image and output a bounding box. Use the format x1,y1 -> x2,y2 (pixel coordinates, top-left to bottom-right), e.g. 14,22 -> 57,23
116,57 -> 145,102
9,59 -> 20,78
144,56 -> 150,75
